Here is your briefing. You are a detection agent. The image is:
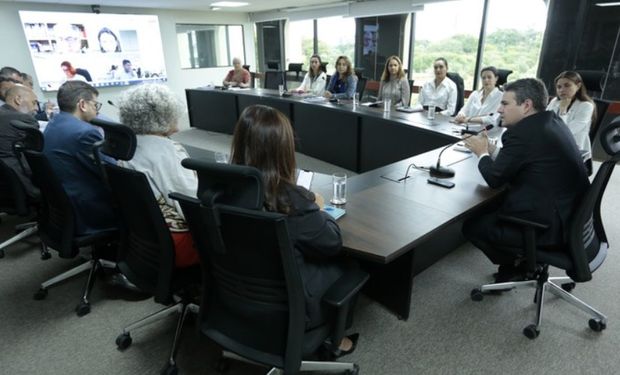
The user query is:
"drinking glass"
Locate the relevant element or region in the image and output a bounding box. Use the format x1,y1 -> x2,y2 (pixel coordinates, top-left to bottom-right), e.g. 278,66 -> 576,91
330,173 -> 347,205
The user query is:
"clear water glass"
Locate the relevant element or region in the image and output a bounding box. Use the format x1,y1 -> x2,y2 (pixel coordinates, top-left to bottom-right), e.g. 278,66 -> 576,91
330,173 -> 347,205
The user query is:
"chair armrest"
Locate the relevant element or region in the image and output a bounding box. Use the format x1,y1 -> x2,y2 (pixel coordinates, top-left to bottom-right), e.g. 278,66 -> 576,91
498,214 -> 549,230
322,268 -> 369,308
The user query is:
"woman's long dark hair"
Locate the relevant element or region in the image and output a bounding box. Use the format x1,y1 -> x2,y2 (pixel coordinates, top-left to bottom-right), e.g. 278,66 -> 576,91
231,105 -> 299,213
309,54 -> 323,80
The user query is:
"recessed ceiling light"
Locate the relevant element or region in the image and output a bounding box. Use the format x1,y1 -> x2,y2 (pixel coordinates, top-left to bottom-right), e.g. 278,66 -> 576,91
596,1 -> 620,6
210,1 -> 249,7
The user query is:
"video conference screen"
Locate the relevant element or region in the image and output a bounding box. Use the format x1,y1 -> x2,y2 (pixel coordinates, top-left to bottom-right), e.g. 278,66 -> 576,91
19,11 -> 168,92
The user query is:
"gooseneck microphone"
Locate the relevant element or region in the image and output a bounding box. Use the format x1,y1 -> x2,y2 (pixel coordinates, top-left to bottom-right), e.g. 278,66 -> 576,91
107,100 -> 116,107
430,124 -> 494,178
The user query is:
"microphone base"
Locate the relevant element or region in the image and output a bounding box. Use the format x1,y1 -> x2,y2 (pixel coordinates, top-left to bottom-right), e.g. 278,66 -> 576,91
429,166 -> 455,179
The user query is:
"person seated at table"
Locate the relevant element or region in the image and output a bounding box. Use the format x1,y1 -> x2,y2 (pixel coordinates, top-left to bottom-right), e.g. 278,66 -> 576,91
378,55 -> 410,107
454,66 -> 502,126
462,78 -> 589,283
417,57 -> 457,115
117,84 -> 199,268
223,57 -> 251,88
546,71 -> 595,165
230,104 -> 359,357
294,54 -> 327,96
60,61 -> 88,82
325,55 -> 357,100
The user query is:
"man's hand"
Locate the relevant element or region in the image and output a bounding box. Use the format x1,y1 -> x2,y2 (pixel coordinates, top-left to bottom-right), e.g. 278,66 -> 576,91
463,133 -> 489,157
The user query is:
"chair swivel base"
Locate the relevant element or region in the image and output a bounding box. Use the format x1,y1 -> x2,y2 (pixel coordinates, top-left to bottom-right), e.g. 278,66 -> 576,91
33,258 -> 116,317
471,273 -> 607,339
220,350 -> 360,375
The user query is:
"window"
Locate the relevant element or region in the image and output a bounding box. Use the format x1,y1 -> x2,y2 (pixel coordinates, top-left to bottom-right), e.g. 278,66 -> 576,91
286,19 -> 314,68
481,0 -> 548,84
317,16 -> 356,72
176,24 -> 244,69
412,0 -> 484,90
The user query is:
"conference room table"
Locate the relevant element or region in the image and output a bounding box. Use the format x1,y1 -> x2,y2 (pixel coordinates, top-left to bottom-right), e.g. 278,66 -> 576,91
182,87 -> 503,320
185,87 -> 464,173
182,140 -> 503,321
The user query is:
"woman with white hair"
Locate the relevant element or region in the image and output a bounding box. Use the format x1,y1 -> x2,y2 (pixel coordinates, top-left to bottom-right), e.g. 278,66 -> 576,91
117,84 -> 199,267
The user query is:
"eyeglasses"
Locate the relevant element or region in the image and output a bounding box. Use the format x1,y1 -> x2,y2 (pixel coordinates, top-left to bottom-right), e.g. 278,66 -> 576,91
88,100 -> 102,111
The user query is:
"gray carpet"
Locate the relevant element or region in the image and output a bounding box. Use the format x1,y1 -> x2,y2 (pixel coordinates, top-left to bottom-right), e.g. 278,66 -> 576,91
1,153 -> 618,374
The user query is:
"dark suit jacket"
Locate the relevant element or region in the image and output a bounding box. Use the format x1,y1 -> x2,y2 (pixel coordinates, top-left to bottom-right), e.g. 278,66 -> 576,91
478,110 -> 589,246
43,111 -> 117,235
0,104 -> 40,197
283,184 -> 344,328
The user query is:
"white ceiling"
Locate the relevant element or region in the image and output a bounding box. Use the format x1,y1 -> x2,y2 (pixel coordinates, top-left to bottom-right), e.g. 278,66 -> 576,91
0,0 -> 360,13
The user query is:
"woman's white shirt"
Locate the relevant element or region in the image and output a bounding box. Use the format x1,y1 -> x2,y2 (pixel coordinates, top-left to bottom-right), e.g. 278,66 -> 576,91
299,71 -> 327,96
119,134 -> 198,227
417,77 -> 457,115
457,87 -> 502,125
546,98 -> 593,159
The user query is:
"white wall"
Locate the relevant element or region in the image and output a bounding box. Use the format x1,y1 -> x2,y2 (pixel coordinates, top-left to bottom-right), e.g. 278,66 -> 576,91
0,2 -> 255,129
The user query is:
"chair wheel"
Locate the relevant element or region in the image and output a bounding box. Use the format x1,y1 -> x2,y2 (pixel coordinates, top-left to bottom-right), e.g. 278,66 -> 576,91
523,324 -> 540,339
345,364 -> 360,375
561,282 -> 575,292
41,252 -> 52,260
470,288 -> 484,301
75,301 -> 91,317
116,332 -> 132,350
33,288 -> 48,300
589,318 -> 607,332
160,362 -> 178,375
215,357 -> 230,373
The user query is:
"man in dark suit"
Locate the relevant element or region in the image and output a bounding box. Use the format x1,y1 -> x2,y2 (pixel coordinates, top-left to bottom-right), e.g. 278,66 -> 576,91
0,85 -> 40,198
43,81 -> 117,235
462,78 -> 589,282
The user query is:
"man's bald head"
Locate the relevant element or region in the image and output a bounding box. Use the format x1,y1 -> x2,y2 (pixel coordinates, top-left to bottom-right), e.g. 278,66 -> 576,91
5,85 -> 38,115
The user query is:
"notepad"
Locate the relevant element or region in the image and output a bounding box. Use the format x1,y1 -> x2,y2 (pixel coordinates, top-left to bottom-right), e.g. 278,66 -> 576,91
324,205 -> 346,220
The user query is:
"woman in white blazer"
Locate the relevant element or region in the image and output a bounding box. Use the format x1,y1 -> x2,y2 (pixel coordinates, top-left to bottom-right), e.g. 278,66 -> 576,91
546,70 -> 596,161
454,66 -> 502,126
294,54 -> 327,96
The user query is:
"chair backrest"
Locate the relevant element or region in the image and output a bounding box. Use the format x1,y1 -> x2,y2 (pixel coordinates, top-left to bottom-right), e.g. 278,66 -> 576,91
446,72 -> 465,115
566,117 -> 619,282
496,69 -> 513,87
356,76 -> 367,100
11,120 -> 77,258
266,61 -> 280,70
242,64 -> 251,72
319,62 -> 328,73
264,71 -> 286,90
92,120 -> 176,302
287,63 -> 303,72
589,98 -> 611,144
196,202 -> 306,372
575,70 -> 605,98
0,158 -> 30,216
180,159 -> 264,255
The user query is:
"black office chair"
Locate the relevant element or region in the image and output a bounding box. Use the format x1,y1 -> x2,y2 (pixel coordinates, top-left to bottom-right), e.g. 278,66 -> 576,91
264,71 -> 286,90
446,72 -> 465,116
356,77 -> 367,101
496,69 -> 513,88
575,70 -> 605,98
470,117 -> 620,339
11,120 -> 118,317
89,119 -> 200,375
266,61 -> 281,71
172,160 -> 369,374
320,62 -> 328,73
590,98 -> 612,145
0,158 -> 47,259
288,63 -> 304,80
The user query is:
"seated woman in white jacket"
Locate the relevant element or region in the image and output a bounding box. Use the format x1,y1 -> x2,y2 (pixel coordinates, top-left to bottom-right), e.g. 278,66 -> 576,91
417,57 -> 457,116
117,84 -> 199,267
454,66 -> 502,126
294,54 -> 327,96
546,71 -> 595,161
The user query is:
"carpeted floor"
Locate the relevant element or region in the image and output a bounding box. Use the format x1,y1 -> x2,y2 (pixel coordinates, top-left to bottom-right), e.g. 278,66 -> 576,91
1,136 -> 618,374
